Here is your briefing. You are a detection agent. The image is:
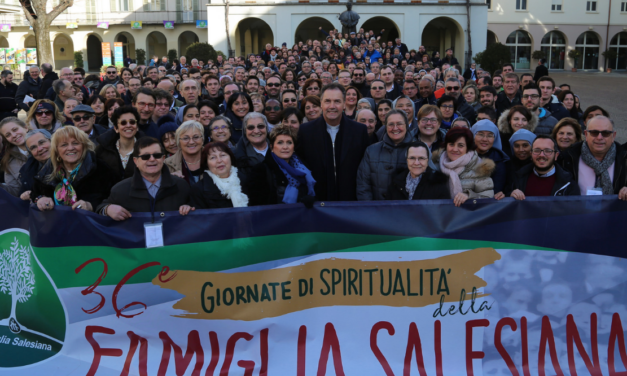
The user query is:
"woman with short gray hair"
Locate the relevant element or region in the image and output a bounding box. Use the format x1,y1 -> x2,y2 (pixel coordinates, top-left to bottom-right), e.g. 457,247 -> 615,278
233,112 -> 269,172
18,129 -> 52,201
165,120 -> 205,184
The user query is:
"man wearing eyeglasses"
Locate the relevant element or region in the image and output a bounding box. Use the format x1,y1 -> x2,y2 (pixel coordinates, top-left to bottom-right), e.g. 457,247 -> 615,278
557,116 -> 627,200
444,77 -> 476,124
102,66 -> 120,86
351,67 -> 370,98
281,90 -> 298,109
132,88 -> 159,138
265,76 -> 282,101
509,135 -> 579,199
70,104 -> 107,146
369,79 -> 386,106
152,89 -> 174,122
97,137 -> 193,221
520,83 -> 557,135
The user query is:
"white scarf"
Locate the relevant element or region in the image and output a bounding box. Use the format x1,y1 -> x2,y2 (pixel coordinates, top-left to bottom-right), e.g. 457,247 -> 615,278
205,166 -> 249,207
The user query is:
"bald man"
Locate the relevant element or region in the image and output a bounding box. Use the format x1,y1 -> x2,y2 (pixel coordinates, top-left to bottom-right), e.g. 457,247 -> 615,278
44,67 -> 74,101
157,80 -> 183,109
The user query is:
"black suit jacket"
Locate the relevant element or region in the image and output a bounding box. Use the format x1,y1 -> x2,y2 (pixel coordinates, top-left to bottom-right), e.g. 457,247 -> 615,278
296,115 -> 370,201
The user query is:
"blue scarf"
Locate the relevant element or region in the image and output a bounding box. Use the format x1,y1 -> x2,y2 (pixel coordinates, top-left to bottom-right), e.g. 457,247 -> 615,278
271,153 -> 316,204
440,113 -> 459,130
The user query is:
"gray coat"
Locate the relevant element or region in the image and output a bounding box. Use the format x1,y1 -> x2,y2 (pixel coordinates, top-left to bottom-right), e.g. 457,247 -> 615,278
1,147 -> 28,196
535,108 -> 558,135
356,131 -> 415,200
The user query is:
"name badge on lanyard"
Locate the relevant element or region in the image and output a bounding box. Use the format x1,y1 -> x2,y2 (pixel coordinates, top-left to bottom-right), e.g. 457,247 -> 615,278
144,222 -> 164,248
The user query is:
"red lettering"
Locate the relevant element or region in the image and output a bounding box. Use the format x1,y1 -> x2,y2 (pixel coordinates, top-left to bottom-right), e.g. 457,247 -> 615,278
158,330 -> 204,376
608,313 -> 627,376
75,258 -> 107,314
538,316 -> 565,376
237,360 -> 255,376
370,321 -> 395,376
494,318 -> 519,376
566,313 -> 601,376
220,332 -> 254,376
158,265 -> 177,283
434,320 -> 443,376
465,319 -> 489,376
521,317 -> 530,376
297,325 -> 307,376
260,328 -> 269,376
317,323 -> 346,376
205,331 -> 220,376
85,326 -> 123,376
403,322 -> 427,376
120,331 -> 148,376
113,261 -> 161,318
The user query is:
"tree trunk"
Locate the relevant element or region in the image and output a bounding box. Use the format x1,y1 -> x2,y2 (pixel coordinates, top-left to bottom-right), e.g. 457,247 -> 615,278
33,16 -> 54,69
466,0 -> 472,69
224,0 -> 232,57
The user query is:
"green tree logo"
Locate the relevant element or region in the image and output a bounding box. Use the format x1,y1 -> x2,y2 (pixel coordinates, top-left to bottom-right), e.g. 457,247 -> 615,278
0,238 -> 35,334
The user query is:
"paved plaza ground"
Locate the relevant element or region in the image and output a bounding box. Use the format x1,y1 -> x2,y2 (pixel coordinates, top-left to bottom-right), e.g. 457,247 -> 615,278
550,71 -> 627,143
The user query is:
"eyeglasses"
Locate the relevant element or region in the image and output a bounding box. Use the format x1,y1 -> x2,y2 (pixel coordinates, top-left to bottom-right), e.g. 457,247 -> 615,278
35,111 -> 52,116
440,105 -> 454,110
211,125 -> 229,131
407,156 -> 428,163
266,83 -> 281,87
72,115 -> 93,122
419,118 -> 438,124
180,135 -> 202,143
247,124 -> 266,131
155,102 -> 169,107
298,77 -> 307,82
587,130 -> 614,138
283,98 -> 297,103
522,94 -> 540,99
353,73 -> 364,77
446,86 -> 460,91
107,71 -> 117,74
371,86 -> 384,90
307,86 -> 319,91
531,149 -> 555,156
119,119 -> 137,126
136,102 -> 155,109
265,106 -> 281,111
475,132 -> 495,140
137,153 -> 164,160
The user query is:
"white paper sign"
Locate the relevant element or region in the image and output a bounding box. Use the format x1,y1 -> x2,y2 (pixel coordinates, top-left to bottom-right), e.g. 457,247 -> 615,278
586,188 -> 603,196
144,222 -> 164,248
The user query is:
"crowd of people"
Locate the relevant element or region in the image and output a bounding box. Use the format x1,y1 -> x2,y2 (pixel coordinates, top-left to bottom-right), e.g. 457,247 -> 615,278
0,28 -> 625,220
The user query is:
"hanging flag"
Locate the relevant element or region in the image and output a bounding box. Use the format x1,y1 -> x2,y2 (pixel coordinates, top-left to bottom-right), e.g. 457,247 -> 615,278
101,42 -> 112,66
196,20 -> 207,28
163,21 -> 174,29
114,42 -> 123,68
0,24 -> 11,32
131,21 -> 142,29
97,22 -> 109,29
26,48 -> 36,64
66,22 -> 78,29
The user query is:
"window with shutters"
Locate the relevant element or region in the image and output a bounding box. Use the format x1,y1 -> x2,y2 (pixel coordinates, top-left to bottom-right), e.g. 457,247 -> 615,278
111,0 -> 133,11
586,1 -> 597,12
621,1 -> 627,12
143,0 -> 165,11
85,0 -> 96,22
176,0 -> 199,22
516,0 -> 527,11
551,0 -> 562,11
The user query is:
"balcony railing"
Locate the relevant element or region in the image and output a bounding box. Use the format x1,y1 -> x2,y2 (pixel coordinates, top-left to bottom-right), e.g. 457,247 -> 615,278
0,10 -> 207,26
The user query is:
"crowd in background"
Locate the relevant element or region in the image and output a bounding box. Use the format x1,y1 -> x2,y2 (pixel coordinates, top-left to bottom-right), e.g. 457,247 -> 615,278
0,27 -> 625,220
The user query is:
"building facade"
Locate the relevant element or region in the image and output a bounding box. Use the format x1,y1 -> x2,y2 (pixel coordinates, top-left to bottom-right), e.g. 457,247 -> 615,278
0,0 -> 209,70
207,0 -> 488,69
488,0 -> 627,71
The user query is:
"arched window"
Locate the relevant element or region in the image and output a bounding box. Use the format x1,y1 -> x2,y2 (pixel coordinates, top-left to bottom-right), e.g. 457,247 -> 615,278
608,32 -> 627,70
575,32 -> 600,70
506,30 -> 531,70
540,31 -> 565,70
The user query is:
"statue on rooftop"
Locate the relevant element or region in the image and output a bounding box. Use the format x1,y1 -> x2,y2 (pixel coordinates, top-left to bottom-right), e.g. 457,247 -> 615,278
339,0 -> 360,35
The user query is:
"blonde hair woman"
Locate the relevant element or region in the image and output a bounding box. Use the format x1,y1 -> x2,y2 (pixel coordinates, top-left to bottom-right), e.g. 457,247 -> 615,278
165,120 -> 205,185
31,126 -> 116,212
99,84 -> 121,100
0,117 -> 29,196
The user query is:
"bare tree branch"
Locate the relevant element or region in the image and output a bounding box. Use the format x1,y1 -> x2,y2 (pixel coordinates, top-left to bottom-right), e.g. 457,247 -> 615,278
49,0 -> 73,21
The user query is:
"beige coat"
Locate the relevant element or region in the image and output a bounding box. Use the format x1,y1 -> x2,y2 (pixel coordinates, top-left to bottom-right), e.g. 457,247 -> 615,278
2,148 -> 28,196
165,150 -> 184,173
432,149 -> 495,199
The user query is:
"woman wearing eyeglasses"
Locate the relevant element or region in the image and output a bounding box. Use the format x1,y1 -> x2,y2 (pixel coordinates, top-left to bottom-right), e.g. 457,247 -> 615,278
225,92 -> 254,145
437,95 -> 459,130
96,106 -> 145,185
296,73 -> 308,89
301,78 -> 322,98
233,112 -> 270,172
206,116 -> 234,148
471,119 -> 509,200
387,141 -> 450,201
165,121 -> 205,185
31,126 -> 116,212
26,100 -> 64,134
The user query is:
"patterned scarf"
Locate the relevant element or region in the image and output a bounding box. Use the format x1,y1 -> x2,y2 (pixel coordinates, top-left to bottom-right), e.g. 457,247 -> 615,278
581,141 -> 616,195
53,163 -> 81,206
405,173 -> 422,200
271,153 -> 316,204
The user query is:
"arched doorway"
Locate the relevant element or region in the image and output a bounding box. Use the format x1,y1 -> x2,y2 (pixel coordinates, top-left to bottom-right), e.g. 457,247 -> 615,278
146,32 -> 167,65
295,17 -> 334,44
24,35 -> 36,48
505,30 -> 532,70
421,17 -> 464,66
178,31 -> 199,57
575,31 -> 600,70
86,34 -> 102,72
540,31 -> 566,70
487,30 -> 498,47
361,17 -> 400,46
53,34 -> 74,69
235,18 -> 274,56
608,32 -> 627,70
0,37 -> 8,48
116,32 -> 136,62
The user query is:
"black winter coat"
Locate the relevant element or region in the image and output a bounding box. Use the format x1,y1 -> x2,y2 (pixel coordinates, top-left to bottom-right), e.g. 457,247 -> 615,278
89,124 -> 108,147
15,73 -> 41,112
509,163 -> 580,197
31,151 -> 116,209
37,72 -> 59,100
495,91 -> 522,115
387,167 -> 450,200
557,141 -> 627,194
296,114 -> 370,201
478,148 -> 509,194
96,166 -> 190,214
233,137 -> 268,174
18,156 -> 43,195
414,94 -> 437,112
95,129 -> 146,186
0,81 -> 18,115
190,170 -> 249,209
247,151 -> 311,206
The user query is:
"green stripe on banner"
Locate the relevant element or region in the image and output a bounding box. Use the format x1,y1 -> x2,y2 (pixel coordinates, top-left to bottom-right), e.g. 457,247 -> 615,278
33,233 -> 562,289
